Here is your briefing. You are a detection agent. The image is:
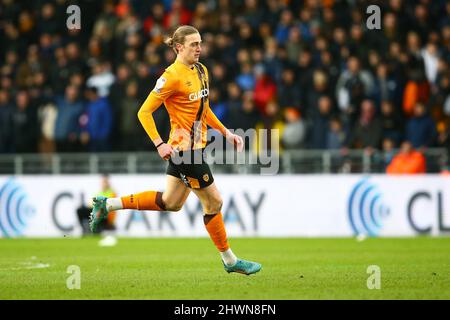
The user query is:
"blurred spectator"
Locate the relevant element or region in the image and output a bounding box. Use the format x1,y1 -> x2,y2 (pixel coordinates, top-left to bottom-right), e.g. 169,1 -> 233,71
308,95 -> 333,149
381,137 -> 396,171
227,87 -> 260,136
305,70 -> 331,118
81,86 -> 113,152
431,59 -> 449,114
402,69 -> 430,117
436,122 -> 450,172
277,68 -> 301,110
143,2 -> 165,44
236,62 -> 255,92
242,0 -> 265,30
12,91 -> 38,153
38,100 -> 57,154
275,9 -> 294,45
16,45 -> 45,89
286,27 -> 303,64
402,31 -> 430,117
66,42 -> 85,75
3,22 -> 25,55
386,141 -> 426,174
336,56 -> 375,125
380,100 -> 403,146
297,48 -> 314,108
1,50 -> 19,81
405,102 -> 437,149
0,90 -> 14,153
379,12 -> 400,53
210,63 -> 229,99
411,4 -> 432,44
422,42 -> 440,85
236,22 -> 263,50
372,63 -> 400,109
281,107 -> 306,149
17,11 -> 36,46
264,0 -> 282,30
38,2 -> 59,35
209,88 -> 226,123
49,47 -> 71,95
86,61 -> 115,98
319,50 -> 339,93
109,63 -> 131,150
136,62 -> 157,100
115,0 -> 131,18
54,85 -> 84,152
163,0 -> 192,29
348,24 -> 369,62
92,1 -> 118,48
253,65 -> 276,116
346,99 -> 383,153
224,83 -> 243,127
297,5 -> 314,42
255,100 -> 284,152
327,117 -> 347,150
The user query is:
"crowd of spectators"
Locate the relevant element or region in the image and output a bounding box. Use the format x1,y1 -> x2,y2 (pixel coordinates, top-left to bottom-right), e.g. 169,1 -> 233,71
0,0 -> 449,171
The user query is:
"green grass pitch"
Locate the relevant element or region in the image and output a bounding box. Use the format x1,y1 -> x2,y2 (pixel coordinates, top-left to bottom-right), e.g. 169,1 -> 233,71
1,237 -> 449,299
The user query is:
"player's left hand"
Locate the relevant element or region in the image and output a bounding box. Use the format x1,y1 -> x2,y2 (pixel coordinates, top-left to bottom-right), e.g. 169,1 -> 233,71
158,143 -> 175,160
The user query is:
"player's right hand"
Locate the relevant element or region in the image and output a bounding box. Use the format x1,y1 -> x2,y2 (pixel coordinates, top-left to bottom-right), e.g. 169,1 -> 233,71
157,143 -> 175,161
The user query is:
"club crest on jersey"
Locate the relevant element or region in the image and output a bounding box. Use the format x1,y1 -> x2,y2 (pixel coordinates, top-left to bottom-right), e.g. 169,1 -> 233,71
153,77 -> 166,93
189,88 -> 209,101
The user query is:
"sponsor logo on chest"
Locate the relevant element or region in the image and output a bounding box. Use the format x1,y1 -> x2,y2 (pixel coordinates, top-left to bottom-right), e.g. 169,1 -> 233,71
188,88 -> 209,101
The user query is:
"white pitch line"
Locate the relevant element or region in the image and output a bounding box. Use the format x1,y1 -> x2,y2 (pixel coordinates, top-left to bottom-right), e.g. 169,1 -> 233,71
0,262 -> 51,271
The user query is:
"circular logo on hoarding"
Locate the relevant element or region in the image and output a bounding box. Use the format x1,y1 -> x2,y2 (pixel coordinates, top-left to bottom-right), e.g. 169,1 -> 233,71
348,178 -> 390,237
0,178 -> 36,238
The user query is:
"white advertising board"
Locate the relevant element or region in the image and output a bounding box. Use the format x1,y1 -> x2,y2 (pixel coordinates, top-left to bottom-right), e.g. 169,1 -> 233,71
0,175 -> 449,237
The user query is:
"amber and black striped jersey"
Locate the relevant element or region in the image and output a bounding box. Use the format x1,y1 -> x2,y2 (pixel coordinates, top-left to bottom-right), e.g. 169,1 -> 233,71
138,59 -> 227,151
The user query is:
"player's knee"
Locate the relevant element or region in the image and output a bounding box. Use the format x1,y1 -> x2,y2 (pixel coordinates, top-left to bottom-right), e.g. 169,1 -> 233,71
171,204 -> 183,212
164,202 -> 183,212
161,192 -> 183,212
165,204 -> 183,212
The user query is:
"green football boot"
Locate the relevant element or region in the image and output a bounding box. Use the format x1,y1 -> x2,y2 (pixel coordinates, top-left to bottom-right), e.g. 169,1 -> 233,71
224,259 -> 262,275
89,196 -> 108,233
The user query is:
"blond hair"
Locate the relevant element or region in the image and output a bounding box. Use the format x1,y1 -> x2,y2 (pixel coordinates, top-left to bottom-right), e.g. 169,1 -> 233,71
164,25 -> 199,54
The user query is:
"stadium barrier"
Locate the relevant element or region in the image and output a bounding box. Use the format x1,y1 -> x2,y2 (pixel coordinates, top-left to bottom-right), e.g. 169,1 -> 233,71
0,174 -> 449,238
0,148 -> 447,174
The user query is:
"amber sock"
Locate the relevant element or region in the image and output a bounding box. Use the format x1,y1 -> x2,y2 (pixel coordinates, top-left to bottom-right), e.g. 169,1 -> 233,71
203,212 -> 230,252
120,191 -> 165,211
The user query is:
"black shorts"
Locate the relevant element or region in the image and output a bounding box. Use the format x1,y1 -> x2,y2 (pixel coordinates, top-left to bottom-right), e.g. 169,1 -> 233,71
166,149 -> 214,189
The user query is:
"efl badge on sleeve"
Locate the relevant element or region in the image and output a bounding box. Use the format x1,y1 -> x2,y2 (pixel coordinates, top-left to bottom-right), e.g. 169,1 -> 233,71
153,77 -> 166,93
